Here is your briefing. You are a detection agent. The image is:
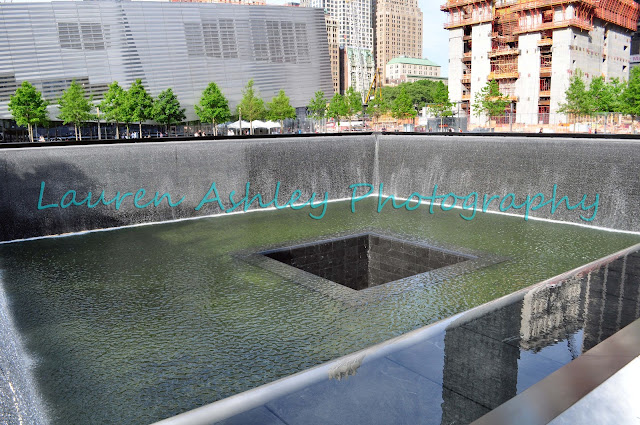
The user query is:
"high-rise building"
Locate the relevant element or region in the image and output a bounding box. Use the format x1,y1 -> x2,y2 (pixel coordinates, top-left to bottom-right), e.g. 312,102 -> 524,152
301,0 -> 374,96
442,0 -> 640,126
325,13 -> 340,93
373,0 -> 423,83
0,1 -> 333,121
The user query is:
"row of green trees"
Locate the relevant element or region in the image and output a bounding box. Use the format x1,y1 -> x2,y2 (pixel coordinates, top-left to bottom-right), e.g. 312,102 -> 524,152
306,81 -> 454,127
470,66 -> 640,124
559,67 -> 640,118
7,79 -> 298,142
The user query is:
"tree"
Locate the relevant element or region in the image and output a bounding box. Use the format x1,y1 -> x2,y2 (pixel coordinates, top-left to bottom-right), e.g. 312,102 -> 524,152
8,81 -> 49,143
558,69 -> 591,117
307,91 -> 327,133
428,82 -> 454,131
267,89 -> 296,131
307,91 -> 327,120
127,79 -> 153,137
391,86 -> 417,126
151,88 -> 186,136
588,76 -> 609,113
344,86 -> 362,130
236,79 -> 266,135
622,66 -> 640,132
473,79 -> 509,124
194,82 -> 231,136
58,80 -> 93,141
405,80 -> 438,107
367,94 -> 389,129
380,85 -> 400,105
606,78 -> 626,113
326,93 -> 348,130
100,81 -> 126,139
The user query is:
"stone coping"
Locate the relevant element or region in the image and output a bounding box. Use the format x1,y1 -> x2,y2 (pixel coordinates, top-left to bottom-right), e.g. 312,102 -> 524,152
238,230 -> 508,306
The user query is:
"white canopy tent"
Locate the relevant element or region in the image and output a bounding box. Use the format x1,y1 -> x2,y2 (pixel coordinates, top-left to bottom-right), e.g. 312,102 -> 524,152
251,120 -> 269,128
265,120 -> 282,129
227,120 -> 251,129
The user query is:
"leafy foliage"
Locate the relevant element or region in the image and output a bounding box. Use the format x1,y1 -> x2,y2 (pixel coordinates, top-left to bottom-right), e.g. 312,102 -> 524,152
267,89 -> 296,125
473,80 -> 509,121
307,91 -> 327,120
558,70 -> 592,116
151,88 -> 186,134
326,93 -> 348,125
428,82 -> 454,118
236,80 -> 266,134
622,66 -> 640,117
367,94 -> 388,122
195,82 -> 231,135
604,78 -> 625,113
587,76 -> 610,113
380,80 -> 442,109
391,87 -> 417,121
100,81 -> 126,138
127,79 -> 154,135
8,81 -> 49,142
58,80 -> 93,141
344,87 -> 363,121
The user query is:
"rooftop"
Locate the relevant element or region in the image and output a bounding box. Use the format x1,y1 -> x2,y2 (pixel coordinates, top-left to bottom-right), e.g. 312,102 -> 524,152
387,56 -> 440,67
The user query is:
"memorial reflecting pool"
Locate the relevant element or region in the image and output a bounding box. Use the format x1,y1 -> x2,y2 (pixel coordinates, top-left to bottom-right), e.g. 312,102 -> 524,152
1,198 -> 638,425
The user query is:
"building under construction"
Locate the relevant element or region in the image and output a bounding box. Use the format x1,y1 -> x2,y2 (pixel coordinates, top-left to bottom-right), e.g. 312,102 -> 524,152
441,0 -> 640,125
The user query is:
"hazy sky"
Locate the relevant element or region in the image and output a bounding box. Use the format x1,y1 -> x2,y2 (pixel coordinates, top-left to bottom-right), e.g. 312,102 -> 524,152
264,0 -> 450,76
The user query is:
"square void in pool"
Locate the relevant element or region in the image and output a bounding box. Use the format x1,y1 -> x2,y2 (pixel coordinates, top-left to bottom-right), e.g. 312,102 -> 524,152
261,234 -> 468,290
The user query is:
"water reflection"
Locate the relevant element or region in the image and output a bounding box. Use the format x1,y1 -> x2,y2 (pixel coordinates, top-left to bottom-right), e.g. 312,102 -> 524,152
1,201 -> 639,425
225,249 -> 640,425
440,251 -> 640,424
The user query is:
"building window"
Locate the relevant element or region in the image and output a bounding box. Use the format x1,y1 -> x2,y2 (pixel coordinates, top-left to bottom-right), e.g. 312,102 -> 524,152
58,22 -> 105,51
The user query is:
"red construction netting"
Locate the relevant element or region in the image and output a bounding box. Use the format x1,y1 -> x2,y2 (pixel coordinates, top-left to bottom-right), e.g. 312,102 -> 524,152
595,0 -> 639,31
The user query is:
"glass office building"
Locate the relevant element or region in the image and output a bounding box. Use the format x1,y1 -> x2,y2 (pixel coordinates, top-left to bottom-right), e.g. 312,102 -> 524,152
0,1 -> 333,121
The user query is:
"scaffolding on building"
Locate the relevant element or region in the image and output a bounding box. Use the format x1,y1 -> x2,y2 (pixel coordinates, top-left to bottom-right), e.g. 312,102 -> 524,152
441,0 -> 640,127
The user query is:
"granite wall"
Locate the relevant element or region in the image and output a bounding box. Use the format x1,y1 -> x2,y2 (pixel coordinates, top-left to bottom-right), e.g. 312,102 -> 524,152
376,134 -> 640,232
0,134 -> 639,242
0,136 -> 374,241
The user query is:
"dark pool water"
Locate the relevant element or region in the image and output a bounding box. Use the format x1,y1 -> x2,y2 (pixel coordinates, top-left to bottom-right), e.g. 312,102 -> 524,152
1,198 -> 638,425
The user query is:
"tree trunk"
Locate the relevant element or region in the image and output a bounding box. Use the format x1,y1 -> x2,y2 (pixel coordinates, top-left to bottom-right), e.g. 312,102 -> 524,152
250,121 -> 254,135
116,122 -> 120,139
213,120 -> 217,136
79,125 -> 82,141
74,125 -> 78,141
126,124 -> 130,137
139,122 -> 142,138
28,124 -> 33,143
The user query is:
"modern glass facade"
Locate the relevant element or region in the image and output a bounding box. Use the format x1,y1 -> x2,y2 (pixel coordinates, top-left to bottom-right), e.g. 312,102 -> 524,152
0,1 -> 333,121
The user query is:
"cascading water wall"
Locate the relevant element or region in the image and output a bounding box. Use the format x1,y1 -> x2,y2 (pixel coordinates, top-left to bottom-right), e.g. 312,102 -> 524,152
0,271 -> 48,425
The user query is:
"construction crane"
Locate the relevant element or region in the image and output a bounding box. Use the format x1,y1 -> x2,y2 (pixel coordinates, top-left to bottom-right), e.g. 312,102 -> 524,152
364,67 -> 382,106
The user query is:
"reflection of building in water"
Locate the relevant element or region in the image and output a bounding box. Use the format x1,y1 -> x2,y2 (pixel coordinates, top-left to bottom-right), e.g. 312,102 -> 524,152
582,252 -> 640,351
441,300 -> 522,423
520,278 -> 585,354
440,250 -> 640,424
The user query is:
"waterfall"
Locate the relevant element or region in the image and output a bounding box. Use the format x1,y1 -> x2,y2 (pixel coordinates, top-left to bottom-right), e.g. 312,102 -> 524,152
0,272 -> 48,425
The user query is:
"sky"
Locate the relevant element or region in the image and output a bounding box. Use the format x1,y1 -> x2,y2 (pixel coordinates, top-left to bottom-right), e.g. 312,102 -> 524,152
264,0 -> 450,76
